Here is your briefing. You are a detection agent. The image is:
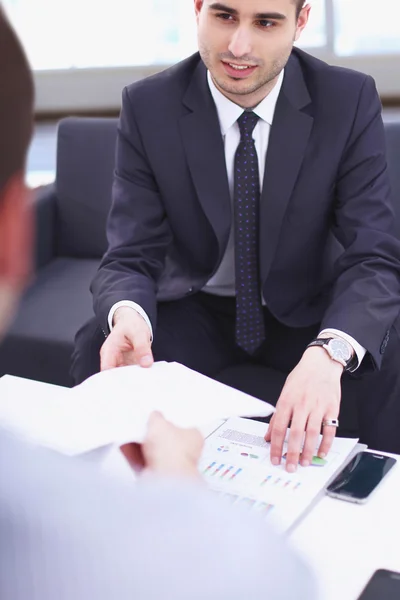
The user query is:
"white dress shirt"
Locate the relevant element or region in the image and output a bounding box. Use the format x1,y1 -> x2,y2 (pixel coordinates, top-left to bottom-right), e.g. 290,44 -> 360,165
108,70 -> 366,368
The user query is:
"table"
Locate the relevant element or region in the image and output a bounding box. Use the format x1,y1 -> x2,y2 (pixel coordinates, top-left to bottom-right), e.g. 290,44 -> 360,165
1,375 -> 399,599
292,451 -> 400,600
95,419 -> 400,600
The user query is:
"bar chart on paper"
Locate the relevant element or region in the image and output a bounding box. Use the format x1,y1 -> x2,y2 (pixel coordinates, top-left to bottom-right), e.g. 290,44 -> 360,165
200,417 -> 359,531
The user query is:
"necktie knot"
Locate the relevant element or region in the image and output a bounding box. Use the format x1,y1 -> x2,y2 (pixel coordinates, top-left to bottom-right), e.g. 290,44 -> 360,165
237,111 -> 259,142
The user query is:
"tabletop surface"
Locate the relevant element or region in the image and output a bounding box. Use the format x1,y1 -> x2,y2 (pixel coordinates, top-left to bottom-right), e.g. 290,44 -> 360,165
199,420 -> 400,600
1,376 -> 399,600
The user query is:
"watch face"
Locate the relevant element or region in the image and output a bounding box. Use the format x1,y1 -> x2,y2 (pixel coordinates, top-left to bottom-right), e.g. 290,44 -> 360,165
329,339 -> 351,362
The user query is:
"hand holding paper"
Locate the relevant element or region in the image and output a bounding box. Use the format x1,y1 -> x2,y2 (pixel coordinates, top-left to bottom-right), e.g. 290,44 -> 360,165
121,411 -> 203,479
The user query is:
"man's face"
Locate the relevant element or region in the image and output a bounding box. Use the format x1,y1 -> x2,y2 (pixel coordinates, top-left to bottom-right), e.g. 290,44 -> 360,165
194,0 -> 310,107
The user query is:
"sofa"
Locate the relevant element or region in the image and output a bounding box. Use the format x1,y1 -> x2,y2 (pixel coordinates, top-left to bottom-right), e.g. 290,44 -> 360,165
1,116 -> 399,434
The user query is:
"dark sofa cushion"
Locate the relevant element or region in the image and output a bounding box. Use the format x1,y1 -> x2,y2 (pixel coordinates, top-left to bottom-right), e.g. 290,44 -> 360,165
0,258 -> 100,386
55,118 -> 118,259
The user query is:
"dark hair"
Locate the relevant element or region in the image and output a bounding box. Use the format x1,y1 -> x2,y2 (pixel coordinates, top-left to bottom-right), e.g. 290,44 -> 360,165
0,8 -> 34,193
295,0 -> 305,17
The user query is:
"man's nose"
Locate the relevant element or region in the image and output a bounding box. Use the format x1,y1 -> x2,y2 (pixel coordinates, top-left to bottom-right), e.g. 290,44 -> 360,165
228,27 -> 253,59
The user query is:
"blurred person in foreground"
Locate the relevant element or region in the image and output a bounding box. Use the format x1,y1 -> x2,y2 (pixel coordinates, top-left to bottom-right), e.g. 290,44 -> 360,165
0,8 -> 316,600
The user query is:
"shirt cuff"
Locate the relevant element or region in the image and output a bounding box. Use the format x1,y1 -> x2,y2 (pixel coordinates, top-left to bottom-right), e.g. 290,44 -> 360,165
319,328 -> 366,372
107,301 -> 153,342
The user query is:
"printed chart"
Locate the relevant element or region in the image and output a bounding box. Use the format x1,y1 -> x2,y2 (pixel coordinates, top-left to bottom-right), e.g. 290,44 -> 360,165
200,417 -> 359,531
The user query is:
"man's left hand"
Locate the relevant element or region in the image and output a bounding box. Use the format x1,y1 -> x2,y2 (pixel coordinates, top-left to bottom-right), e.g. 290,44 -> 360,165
265,347 -> 343,472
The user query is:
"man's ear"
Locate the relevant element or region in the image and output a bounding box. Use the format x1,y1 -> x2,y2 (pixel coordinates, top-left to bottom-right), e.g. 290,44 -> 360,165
194,0 -> 205,19
0,173 -> 34,291
294,3 -> 311,42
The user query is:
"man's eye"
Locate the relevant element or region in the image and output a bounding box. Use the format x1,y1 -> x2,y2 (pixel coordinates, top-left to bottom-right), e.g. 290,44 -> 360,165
257,20 -> 276,28
216,12 -> 234,21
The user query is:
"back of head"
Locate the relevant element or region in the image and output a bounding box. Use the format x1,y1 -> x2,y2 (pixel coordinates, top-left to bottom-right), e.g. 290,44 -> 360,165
0,8 -> 34,339
0,6 -> 34,194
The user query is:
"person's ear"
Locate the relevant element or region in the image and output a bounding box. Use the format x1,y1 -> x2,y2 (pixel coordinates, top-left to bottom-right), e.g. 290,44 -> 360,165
0,172 -> 34,291
194,0 -> 205,20
294,3 -> 311,42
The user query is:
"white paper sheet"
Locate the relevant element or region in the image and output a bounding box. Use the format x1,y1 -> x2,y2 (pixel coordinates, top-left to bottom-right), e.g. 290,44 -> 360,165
201,417 -> 359,532
0,363 -> 274,455
0,376 -> 94,454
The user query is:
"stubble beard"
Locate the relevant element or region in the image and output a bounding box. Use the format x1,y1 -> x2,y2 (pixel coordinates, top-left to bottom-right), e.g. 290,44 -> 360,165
199,41 -> 292,100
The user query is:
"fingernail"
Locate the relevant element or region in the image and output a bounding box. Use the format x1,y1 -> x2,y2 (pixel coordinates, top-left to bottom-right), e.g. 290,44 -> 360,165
287,463 -> 297,473
271,457 -> 280,466
301,460 -> 310,467
140,355 -> 153,367
319,452 -> 326,459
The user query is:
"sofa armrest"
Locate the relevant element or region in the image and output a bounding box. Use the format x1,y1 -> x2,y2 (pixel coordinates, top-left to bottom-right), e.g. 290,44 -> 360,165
33,183 -> 57,270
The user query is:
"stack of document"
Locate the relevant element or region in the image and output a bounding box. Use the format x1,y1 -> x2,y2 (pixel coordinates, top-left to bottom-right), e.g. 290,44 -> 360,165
0,362 -> 274,455
201,417 -> 360,531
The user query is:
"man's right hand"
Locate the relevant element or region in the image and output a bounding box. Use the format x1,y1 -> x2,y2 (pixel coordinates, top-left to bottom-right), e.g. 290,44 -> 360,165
100,307 -> 154,371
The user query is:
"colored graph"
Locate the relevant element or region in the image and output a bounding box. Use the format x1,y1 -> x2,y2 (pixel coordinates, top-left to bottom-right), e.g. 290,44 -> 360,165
217,445 -> 230,452
237,497 -> 257,509
260,474 -> 302,492
202,462 -> 244,482
240,452 -> 260,459
221,494 -> 274,515
254,502 -> 274,514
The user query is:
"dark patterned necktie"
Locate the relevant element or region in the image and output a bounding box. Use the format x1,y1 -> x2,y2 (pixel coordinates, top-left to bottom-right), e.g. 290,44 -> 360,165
234,111 -> 265,354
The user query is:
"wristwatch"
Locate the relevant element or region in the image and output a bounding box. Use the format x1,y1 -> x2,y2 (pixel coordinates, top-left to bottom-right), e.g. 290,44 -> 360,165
306,337 -> 358,371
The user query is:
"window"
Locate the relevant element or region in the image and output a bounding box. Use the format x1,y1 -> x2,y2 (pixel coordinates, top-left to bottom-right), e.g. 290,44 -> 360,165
3,0 -> 195,69
334,0 -> 400,56
3,0 -> 329,70
3,0 -> 399,111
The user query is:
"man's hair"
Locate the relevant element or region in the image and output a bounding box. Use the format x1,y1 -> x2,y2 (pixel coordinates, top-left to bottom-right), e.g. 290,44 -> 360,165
0,8 -> 34,193
294,0 -> 305,17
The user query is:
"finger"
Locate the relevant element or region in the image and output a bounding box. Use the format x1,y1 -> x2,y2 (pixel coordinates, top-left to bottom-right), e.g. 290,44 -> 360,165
100,335 -> 121,371
318,418 -> 338,458
146,411 -> 169,440
300,412 -> 324,467
264,414 -> 275,442
147,411 -> 166,429
120,443 -> 145,470
269,407 -> 292,466
131,330 -> 154,368
284,413 -> 308,473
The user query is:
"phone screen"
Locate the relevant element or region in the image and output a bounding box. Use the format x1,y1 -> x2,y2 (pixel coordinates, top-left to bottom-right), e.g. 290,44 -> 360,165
326,452 -> 396,500
358,569 -> 400,599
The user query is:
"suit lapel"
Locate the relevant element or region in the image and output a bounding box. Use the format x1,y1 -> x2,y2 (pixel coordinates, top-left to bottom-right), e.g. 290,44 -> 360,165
260,53 -> 314,285
179,60 -> 232,261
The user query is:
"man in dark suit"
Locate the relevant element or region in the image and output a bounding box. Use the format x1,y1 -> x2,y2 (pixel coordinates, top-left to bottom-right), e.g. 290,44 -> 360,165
72,0 -> 400,466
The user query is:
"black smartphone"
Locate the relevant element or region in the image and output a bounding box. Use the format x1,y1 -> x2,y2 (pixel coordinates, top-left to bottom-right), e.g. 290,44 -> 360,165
326,451 -> 396,503
357,569 -> 400,599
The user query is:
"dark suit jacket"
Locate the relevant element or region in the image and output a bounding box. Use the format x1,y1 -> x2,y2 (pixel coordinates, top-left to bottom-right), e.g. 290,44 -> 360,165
92,48 -> 400,369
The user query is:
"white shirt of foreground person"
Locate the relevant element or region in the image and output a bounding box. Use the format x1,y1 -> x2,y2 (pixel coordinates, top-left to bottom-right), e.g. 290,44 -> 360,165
0,432 -> 316,600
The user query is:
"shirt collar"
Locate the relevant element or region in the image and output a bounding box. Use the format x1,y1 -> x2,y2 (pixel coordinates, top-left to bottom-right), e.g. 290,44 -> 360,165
207,69 -> 284,136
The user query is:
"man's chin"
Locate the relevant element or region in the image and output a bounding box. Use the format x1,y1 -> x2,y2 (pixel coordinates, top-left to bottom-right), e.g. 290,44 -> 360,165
214,76 -> 261,98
